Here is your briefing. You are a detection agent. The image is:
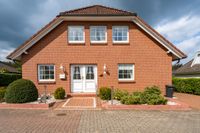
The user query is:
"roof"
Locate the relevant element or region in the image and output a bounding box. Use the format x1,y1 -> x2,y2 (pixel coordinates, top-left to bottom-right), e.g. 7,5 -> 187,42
0,61 -> 19,73
7,5 -> 187,61
58,5 -> 137,16
174,60 -> 200,75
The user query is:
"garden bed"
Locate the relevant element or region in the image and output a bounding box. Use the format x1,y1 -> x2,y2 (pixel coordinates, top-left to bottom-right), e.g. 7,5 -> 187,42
98,86 -> 191,110
101,98 -> 191,110
0,102 -> 55,109
0,96 -> 56,109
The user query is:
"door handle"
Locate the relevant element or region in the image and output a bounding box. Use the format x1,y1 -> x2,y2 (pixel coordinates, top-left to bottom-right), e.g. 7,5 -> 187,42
81,76 -> 84,80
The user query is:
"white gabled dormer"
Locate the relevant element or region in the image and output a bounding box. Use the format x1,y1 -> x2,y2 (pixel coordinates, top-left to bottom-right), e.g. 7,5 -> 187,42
191,51 -> 200,67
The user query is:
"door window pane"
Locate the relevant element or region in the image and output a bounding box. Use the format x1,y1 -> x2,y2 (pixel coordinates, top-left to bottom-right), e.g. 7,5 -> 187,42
86,66 -> 94,79
73,66 -> 81,79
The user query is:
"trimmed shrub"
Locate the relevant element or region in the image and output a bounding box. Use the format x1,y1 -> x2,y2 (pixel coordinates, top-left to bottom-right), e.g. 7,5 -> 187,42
54,87 -> 65,99
113,89 -> 129,100
147,95 -> 167,105
173,78 -> 200,95
0,87 -> 6,102
144,86 -> 161,95
121,95 -> 141,105
119,86 -> 167,105
99,87 -> 111,100
5,79 -> 38,103
141,93 -> 167,105
132,91 -> 143,96
0,73 -> 21,86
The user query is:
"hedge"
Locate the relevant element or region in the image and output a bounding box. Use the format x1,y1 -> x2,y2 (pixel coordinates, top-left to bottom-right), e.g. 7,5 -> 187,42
172,77 -> 200,95
0,73 -> 22,86
0,87 -> 6,102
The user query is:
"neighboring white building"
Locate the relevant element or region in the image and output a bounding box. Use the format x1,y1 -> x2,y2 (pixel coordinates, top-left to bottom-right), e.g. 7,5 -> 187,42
174,51 -> 200,78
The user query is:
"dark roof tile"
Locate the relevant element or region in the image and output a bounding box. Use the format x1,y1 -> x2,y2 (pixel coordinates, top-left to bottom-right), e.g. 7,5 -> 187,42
0,61 -> 19,73
58,5 -> 137,16
174,60 -> 200,75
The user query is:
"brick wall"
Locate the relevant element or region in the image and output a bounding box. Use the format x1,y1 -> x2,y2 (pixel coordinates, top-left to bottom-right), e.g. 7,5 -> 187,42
22,21 -> 172,94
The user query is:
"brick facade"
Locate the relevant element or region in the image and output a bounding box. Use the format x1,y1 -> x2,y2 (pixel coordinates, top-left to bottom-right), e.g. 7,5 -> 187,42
22,21 -> 172,94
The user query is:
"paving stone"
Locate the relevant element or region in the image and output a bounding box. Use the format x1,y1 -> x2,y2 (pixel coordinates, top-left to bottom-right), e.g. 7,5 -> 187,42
0,109 -> 199,133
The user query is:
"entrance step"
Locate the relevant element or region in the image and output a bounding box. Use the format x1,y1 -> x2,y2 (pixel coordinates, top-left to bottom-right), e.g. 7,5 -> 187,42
68,93 -> 97,97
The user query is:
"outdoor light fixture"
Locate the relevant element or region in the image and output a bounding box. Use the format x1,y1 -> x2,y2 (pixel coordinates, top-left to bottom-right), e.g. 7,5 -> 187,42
59,64 -> 66,79
103,64 -> 107,76
60,64 -> 65,72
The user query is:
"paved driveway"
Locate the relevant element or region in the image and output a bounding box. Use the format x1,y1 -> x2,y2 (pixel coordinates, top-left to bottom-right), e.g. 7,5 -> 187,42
0,109 -> 199,133
175,92 -> 200,110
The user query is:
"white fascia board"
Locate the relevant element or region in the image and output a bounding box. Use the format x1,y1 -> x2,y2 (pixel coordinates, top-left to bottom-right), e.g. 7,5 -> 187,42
132,17 -> 182,59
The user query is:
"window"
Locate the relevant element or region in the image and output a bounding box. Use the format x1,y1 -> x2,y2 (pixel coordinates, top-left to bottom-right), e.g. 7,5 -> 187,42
118,64 -> 134,81
90,26 -> 107,43
112,26 -> 129,43
38,65 -> 55,82
68,26 -> 84,43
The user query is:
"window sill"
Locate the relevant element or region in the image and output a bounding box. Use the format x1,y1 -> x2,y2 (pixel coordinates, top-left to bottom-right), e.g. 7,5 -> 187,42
90,42 -> 108,45
38,81 -> 56,84
113,42 -> 130,45
118,80 -> 135,83
68,42 -> 85,45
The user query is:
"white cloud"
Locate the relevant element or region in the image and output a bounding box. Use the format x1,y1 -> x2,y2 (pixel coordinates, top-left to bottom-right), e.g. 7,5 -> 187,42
176,35 -> 200,52
0,41 -> 14,61
154,15 -> 200,63
155,15 -> 200,42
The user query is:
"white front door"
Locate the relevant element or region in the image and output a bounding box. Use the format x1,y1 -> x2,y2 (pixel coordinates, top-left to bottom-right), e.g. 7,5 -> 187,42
71,65 -> 97,93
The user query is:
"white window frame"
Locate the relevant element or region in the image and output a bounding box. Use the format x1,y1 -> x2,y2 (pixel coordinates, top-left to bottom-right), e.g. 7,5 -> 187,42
38,64 -> 55,82
118,64 -> 134,81
112,26 -> 129,43
90,26 -> 107,43
68,26 -> 85,43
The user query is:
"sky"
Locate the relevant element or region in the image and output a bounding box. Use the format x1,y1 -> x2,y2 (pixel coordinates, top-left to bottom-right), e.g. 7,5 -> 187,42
0,0 -> 200,64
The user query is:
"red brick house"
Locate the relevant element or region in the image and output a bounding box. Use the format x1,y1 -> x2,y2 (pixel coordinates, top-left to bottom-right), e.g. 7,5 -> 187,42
7,5 -> 186,95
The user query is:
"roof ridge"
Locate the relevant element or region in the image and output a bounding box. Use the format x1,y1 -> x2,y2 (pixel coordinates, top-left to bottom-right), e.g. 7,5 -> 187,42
58,5 -> 136,16
95,5 -> 136,15
59,5 -> 98,15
